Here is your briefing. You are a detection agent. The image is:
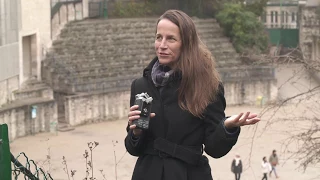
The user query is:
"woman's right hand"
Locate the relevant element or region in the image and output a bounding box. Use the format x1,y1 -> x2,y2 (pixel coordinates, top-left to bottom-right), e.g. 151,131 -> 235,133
128,105 -> 156,136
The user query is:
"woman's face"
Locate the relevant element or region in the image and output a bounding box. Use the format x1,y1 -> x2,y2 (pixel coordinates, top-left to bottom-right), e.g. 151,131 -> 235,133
155,19 -> 182,68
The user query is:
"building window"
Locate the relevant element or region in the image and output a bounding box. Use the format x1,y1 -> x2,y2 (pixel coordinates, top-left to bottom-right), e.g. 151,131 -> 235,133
275,11 -> 278,23
281,11 -> 285,23
292,12 -> 296,22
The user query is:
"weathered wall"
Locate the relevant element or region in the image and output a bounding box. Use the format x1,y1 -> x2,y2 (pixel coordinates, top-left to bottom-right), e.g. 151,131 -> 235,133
0,101 -> 57,141
275,63 -> 320,101
0,76 -> 19,107
224,80 -> 277,106
299,5 -> 320,61
63,78 -> 278,126
220,66 -> 277,105
65,91 -> 130,126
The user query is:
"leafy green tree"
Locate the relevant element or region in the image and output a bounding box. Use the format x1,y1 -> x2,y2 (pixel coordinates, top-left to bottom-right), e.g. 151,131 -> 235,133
216,3 -> 269,54
244,0 -> 269,16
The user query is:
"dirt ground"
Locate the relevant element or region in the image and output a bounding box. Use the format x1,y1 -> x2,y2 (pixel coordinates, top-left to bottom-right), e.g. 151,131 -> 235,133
10,104 -> 319,180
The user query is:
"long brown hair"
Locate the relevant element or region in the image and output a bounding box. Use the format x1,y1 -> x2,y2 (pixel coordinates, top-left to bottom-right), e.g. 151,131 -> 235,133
157,10 -> 221,118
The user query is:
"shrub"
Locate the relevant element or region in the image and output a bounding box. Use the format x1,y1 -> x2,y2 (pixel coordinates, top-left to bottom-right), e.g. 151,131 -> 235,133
216,3 -> 269,54
112,1 -> 156,18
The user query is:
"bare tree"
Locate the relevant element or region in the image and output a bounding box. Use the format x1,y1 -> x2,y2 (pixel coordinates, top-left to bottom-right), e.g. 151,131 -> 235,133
243,47 -> 320,173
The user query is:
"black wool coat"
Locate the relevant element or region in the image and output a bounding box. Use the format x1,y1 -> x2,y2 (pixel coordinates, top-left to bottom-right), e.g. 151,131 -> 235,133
125,57 -> 240,180
231,159 -> 243,173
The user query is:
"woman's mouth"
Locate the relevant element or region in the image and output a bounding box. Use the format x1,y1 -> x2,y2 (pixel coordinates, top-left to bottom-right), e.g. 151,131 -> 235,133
159,52 -> 169,56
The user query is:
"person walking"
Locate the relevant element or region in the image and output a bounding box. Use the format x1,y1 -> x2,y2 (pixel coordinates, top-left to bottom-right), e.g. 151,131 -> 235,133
269,149 -> 279,178
231,154 -> 243,180
262,156 -> 271,180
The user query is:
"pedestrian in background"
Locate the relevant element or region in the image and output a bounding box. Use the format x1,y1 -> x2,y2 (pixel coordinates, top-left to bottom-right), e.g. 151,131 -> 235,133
231,154 -> 243,180
269,149 -> 279,178
262,156 -> 271,180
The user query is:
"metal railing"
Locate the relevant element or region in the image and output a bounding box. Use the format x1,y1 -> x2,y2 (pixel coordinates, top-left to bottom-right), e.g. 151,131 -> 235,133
0,124 -> 53,180
51,0 -> 83,19
88,0 -> 108,18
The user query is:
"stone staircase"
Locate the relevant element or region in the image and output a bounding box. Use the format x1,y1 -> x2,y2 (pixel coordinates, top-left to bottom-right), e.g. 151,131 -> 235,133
42,18 -> 243,94
13,78 -> 53,101
12,78 -> 74,132
0,78 -> 55,112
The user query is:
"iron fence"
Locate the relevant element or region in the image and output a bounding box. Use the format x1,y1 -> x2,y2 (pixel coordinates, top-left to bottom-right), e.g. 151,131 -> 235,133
51,0 -> 83,19
1,124 -> 53,179
88,0 -> 108,18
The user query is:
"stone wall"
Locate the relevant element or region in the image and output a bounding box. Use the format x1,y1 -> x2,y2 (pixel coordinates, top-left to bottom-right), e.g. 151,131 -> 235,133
0,76 -> 19,107
65,90 -> 130,126
275,63 -> 320,101
63,79 -> 277,126
0,100 -> 57,141
224,80 -> 277,105
220,66 -> 277,105
299,4 -> 320,61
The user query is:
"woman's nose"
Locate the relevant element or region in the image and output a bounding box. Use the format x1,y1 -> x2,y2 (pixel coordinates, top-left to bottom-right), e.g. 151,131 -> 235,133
159,40 -> 168,48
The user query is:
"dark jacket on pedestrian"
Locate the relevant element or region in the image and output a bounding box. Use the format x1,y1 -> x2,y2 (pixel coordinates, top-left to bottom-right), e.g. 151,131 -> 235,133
124,57 -> 241,180
231,158 -> 243,174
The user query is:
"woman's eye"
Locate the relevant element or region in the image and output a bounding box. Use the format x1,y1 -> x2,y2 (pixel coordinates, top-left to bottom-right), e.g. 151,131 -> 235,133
168,37 -> 176,42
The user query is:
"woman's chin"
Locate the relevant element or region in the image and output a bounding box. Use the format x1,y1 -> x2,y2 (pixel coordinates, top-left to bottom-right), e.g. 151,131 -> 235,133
158,58 -> 173,66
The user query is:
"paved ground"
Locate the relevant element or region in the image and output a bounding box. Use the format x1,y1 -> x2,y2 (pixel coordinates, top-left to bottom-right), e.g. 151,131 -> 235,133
10,104 -> 319,180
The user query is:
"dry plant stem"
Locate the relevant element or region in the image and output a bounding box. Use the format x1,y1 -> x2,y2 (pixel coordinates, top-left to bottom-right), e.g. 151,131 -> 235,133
62,156 -> 71,180
86,141 -> 99,180
114,150 -> 117,180
47,147 -> 51,173
100,170 -> 107,180
71,170 -> 76,180
112,140 -> 118,180
116,151 -> 128,165
84,150 -> 89,179
90,148 -> 94,178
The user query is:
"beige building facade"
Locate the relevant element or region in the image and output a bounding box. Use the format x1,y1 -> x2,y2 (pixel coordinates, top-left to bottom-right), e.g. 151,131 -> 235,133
0,0 -> 20,106
0,0 -> 89,107
0,0 -> 51,106
263,2 -> 299,29
0,0 -> 89,141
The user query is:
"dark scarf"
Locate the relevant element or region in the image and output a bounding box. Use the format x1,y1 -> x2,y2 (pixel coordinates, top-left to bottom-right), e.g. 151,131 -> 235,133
151,60 -> 175,87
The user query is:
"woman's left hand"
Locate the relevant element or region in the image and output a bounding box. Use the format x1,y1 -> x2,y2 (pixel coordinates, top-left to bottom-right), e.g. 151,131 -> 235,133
224,112 -> 260,129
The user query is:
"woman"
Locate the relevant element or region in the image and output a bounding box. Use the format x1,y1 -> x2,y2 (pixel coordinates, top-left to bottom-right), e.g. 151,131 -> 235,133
262,156 -> 272,180
231,154 -> 243,180
125,10 -> 260,180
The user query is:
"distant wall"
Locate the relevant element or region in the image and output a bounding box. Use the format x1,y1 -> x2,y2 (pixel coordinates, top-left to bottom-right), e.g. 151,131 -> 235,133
0,101 -> 57,141
0,76 -> 19,107
65,91 -> 130,126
